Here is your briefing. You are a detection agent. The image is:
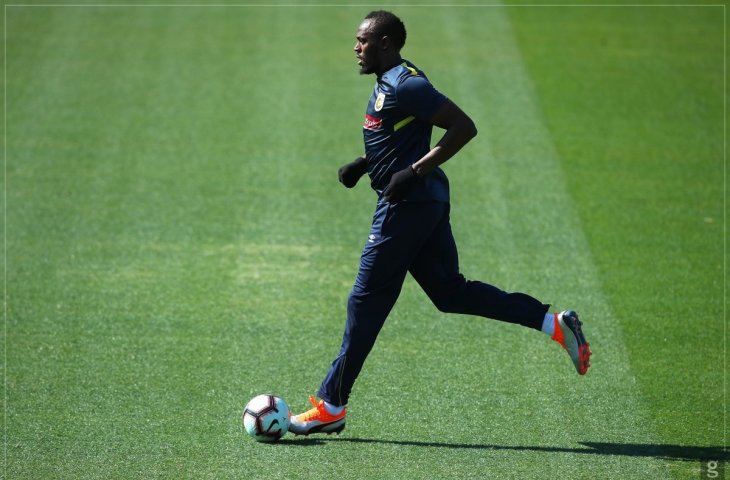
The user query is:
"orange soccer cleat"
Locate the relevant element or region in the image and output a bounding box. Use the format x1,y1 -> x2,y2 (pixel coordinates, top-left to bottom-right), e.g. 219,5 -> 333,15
552,310 -> 591,375
288,396 -> 347,436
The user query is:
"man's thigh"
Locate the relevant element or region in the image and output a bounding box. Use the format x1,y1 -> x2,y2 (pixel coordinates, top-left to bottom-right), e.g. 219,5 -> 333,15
353,201 -> 448,294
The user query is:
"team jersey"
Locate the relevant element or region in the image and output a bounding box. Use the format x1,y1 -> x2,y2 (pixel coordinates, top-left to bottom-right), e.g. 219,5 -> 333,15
363,60 -> 450,203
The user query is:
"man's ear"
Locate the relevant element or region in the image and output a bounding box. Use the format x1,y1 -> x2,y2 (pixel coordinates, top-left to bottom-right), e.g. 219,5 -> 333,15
380,35 -> 392,51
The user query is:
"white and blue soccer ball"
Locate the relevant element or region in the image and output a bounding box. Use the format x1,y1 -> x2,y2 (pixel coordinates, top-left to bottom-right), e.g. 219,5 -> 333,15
242,394 -> 291,442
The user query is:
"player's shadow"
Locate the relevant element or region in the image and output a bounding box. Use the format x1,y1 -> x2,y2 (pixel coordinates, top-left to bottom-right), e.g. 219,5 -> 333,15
282,437 -> 729,462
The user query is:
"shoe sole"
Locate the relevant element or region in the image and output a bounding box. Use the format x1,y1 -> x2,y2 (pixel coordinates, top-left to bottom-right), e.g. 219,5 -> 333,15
561,310 -> 591,375
290,418 -> 346,436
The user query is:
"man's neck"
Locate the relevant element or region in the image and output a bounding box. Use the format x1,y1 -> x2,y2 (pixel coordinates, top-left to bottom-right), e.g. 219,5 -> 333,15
377,55 -> 403,77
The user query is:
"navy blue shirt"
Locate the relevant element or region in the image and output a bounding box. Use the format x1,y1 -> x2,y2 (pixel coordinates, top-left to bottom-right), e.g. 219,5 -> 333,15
363,60 -> 450,203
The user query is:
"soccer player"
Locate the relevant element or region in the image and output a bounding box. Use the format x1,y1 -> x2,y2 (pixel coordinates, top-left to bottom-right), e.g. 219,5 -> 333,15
288,10 -> 591,436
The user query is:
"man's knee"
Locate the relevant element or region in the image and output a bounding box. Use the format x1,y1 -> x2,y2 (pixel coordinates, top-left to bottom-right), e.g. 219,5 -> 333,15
430,295 -> 460,313
420,274 -> 468,313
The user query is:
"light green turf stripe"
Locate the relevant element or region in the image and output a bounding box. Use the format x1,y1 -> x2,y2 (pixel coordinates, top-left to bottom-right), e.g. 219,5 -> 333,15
414,5 -> 670,478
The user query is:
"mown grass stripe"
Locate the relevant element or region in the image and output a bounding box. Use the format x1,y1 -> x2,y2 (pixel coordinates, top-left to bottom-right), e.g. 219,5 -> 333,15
508,2 -> 725,470
411,5 -> 670,477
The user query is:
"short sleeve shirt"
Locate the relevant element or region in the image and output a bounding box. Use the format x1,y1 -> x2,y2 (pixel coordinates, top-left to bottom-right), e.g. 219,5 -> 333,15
363,60 -> 450,203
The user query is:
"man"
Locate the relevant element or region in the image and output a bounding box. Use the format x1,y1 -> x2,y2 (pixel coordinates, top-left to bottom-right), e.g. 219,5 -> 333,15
289,10 -> 591,436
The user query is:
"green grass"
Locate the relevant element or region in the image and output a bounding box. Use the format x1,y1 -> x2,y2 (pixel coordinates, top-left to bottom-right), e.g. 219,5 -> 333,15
4,3 -> 726,479
508,2 -> 725,451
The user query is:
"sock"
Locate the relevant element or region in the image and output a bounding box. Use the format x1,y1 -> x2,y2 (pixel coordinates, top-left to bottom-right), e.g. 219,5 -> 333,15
541,312 -> 556,337
323,401 -> 346,415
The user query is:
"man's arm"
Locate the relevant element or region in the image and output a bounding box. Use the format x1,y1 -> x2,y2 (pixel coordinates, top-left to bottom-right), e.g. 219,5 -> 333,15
338,155 -> 368,188
411,100 -> 477,177
382,99 -> 477,203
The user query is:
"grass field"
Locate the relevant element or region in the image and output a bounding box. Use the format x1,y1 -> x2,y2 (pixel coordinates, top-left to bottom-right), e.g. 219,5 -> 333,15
4,2 -> 726,479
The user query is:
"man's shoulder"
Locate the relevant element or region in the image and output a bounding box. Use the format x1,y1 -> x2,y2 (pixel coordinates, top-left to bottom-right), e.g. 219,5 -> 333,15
381,60 -> 429,86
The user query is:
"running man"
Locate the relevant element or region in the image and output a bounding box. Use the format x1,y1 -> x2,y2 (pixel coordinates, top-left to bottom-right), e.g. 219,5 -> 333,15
289,10 -> 591,436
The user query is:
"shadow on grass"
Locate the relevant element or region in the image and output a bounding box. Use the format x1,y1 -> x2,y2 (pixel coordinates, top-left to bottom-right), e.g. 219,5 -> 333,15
280,437 -> 729,462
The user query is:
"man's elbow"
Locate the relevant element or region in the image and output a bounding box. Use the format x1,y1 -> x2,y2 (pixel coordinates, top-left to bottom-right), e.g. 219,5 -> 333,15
463,118 -> 478,141
468,119 -> 478,139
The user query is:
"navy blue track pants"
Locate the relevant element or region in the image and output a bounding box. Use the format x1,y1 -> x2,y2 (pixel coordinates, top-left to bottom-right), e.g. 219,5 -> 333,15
318,200 -> 549,406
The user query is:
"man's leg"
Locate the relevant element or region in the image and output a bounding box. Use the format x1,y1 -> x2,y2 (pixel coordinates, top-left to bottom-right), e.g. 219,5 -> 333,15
318,201 -> 447,406
290,201 -> 448,435
408,204 -> 590,374
408,204 -> 548,328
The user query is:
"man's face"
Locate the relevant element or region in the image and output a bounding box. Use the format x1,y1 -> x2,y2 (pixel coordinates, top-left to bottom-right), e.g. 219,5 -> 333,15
354,20 -> 380,75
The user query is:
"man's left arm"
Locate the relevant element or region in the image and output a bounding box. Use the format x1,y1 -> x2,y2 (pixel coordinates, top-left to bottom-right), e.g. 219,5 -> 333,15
411,100 -> 477,176
383,100 -> 477,202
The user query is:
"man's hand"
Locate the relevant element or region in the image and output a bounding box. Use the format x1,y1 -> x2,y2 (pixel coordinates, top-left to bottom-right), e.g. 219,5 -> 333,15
382,165 -> 419,203
338,156 -> 368,188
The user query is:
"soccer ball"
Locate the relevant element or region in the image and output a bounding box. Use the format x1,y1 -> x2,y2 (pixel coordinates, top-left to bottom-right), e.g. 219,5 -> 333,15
242,394 -> 291,442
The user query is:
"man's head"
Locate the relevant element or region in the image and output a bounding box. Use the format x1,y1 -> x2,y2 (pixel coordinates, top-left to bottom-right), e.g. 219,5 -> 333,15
354,10 -> 407,75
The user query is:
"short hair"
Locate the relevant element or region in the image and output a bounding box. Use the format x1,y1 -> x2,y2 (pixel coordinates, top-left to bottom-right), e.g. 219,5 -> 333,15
364,10 -> 407,51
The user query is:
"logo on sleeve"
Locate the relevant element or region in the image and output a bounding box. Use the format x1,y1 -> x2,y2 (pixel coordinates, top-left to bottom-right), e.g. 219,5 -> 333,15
374,92 -> 386,112
363,113 -> 382,131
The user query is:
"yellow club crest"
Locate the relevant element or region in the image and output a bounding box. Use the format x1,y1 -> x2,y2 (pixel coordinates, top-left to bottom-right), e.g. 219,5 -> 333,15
374,92 -> 386,112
